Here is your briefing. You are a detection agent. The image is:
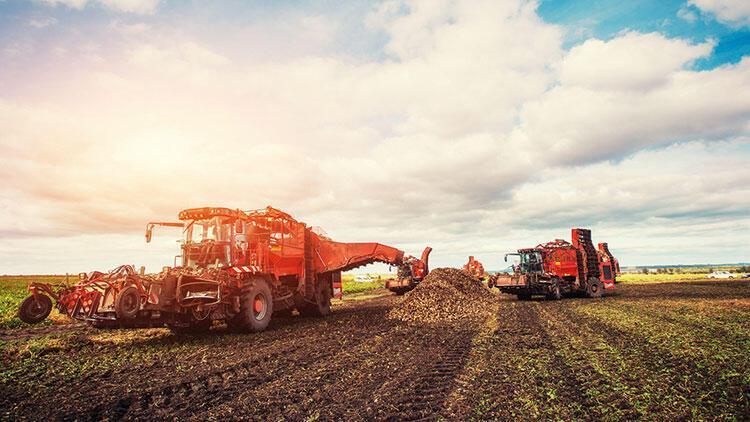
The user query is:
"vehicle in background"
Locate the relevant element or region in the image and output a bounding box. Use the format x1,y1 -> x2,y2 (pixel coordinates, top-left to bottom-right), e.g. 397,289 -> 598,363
463,256 -> 486,280
354,275 -> 374,283
489,228 -> 619,300
707,271 -> 734,279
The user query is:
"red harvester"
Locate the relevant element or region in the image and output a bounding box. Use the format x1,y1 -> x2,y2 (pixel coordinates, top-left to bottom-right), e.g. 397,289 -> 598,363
463,256 -> 486,280
488,228 -> 619,300
18,206 -> 430,333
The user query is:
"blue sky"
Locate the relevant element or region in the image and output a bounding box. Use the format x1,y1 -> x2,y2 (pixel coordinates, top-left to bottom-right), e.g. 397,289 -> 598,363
538,0 -> 750,69
1,0 -> 748,66
0,0 -> 748,273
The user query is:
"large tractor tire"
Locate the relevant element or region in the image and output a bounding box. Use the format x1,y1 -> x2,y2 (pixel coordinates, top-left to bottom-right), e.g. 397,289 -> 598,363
585,277 -> 603,299
115,285 -> 141,319
229,277 -> 273,332
299,280 -> 332,317
546,281 -> 562,300
18,295 -> 53,324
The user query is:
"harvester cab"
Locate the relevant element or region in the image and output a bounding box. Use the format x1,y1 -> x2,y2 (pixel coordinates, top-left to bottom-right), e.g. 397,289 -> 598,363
147,208 -> 248,269
507,250 -> 544,274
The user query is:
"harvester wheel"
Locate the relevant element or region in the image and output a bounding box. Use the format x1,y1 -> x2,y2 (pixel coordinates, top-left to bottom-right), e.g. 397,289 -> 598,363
299,281 -> 332,317
546,282 -> 562,300
115,286 -> 141,319
585,277 -> 603,299
230,277 -> 273,332
18,295 -> 53,324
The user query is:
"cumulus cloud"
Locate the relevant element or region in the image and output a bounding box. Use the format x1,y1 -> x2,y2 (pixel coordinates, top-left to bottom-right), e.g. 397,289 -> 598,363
677,7 -> 698,23
556,32 -> 713,91
690,0 -> 750,26
515,34 -> 749,165
1,0 -> 749,272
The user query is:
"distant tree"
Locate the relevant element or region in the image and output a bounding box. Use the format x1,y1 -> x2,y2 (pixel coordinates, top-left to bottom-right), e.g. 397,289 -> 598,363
641,268 -> 649,274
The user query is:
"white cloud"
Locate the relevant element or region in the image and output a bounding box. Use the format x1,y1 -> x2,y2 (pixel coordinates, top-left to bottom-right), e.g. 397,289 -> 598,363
690,0 -> 750,26
677,7 -> 698,23
28,17 -> 58,28
515,34 -> 749,165
557,32 -> 713,91
110,20 -> 150,34
35,0 -> 160,14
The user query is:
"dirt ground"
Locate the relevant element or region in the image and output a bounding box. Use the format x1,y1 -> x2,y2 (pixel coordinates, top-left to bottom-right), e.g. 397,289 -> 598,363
2,281 -> 749,420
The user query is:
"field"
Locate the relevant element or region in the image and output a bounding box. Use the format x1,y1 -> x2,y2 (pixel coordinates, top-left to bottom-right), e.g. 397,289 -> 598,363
1,275 -> 749,419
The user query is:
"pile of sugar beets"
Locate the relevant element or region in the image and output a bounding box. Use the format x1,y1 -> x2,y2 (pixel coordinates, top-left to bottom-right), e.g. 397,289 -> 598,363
388,267 -> 495,324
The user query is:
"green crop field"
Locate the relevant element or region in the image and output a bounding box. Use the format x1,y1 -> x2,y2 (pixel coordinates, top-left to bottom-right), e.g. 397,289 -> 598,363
0,276 -> 74,330
618,273 -> 711,282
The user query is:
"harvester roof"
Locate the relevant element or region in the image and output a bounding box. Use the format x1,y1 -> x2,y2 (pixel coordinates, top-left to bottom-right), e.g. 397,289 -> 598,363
178,207 -> 244,221
178,206 -> 300,224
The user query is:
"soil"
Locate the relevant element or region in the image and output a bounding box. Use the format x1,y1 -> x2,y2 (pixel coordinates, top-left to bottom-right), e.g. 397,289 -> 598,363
1,279 -> 749,420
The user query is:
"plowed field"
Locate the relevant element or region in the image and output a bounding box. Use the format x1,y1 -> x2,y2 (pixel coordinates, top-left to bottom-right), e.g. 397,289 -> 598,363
1,279 -> 749,420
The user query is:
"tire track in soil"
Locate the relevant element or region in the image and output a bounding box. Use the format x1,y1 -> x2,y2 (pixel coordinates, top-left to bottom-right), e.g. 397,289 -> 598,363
475,302 -> 550,418
332,325 -> 473,421
55,300 -> 398,421
182,323 -> 400,420
515,302 -> 597,419
195,322 -> 478,421
450,300 -> 611,420
460,302 -> 562,419
377,327 -> 476,421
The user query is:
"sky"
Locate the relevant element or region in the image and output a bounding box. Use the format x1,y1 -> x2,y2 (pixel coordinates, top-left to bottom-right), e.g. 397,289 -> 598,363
0,0 -> 748,274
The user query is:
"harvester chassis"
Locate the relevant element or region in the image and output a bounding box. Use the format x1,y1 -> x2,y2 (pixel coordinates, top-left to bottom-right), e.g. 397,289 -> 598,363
496,274 -> 603,300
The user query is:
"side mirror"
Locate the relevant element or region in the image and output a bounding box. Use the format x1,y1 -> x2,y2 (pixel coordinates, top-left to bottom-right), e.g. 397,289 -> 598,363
145,225 -> 153,243
504,255 -> 508,262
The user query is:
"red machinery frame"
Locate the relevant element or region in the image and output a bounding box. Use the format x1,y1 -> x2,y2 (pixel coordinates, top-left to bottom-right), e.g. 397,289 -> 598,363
18,206 -> 431,332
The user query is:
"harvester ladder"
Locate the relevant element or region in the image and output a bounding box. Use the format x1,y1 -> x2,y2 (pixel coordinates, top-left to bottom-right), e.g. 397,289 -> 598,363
573,229 -> 600,280
303,228 -> 315,298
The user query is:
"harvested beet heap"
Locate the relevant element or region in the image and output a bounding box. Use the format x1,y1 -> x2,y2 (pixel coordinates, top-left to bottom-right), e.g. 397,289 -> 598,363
387,267 -> 495,324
